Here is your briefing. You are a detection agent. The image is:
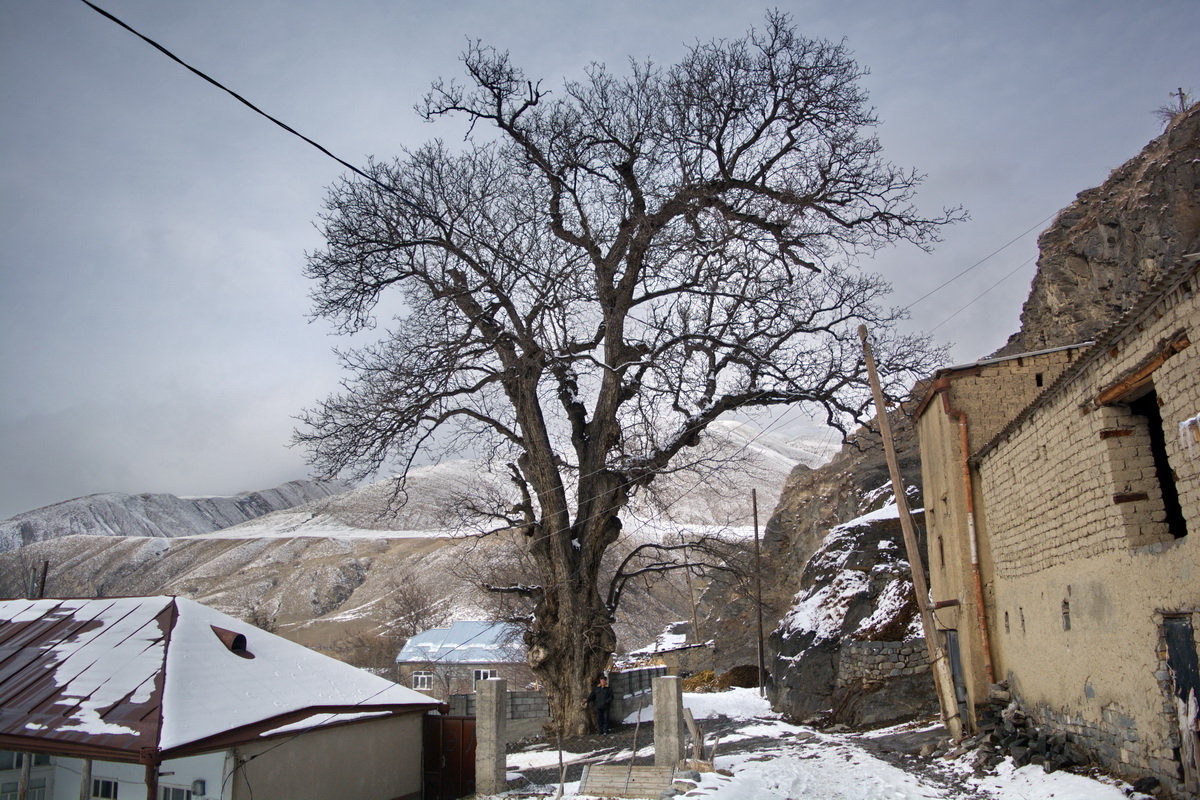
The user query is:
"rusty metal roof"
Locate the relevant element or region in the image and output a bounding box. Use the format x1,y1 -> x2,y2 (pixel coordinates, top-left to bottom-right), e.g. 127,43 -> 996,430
0,597 -> 438,763
0,597 -> 168,761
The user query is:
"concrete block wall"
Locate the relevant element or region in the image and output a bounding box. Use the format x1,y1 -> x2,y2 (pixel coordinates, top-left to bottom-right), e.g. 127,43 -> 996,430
609,665 -> 666,724
836,639 -> 929,687
448,689 -> 548,719
445,666 -> 664,740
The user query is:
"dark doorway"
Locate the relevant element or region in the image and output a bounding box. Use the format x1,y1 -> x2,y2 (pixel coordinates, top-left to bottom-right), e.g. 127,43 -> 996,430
423,715 -> 476,800
1129,391 -> 1187,538
942,630 -> 971,727
1164,617 -> 1199,793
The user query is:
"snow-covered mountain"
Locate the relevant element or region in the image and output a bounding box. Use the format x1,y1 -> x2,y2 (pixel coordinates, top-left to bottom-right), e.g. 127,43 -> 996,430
0,479 -> 348,552
218,420 -> 839,539
0,421 -> 836,663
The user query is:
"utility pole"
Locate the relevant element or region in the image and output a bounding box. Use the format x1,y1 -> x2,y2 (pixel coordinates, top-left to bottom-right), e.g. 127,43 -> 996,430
859,325 -> 963,741
752,489 -> 765,697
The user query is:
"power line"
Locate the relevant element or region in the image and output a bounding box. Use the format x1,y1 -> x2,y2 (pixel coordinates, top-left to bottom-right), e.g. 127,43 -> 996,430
929,256 -> 1035,333
903,211 -> 1056,311
77,0 -> 407,202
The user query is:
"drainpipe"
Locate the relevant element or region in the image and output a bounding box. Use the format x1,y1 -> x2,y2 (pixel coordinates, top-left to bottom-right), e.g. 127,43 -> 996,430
944,398 -> 996,684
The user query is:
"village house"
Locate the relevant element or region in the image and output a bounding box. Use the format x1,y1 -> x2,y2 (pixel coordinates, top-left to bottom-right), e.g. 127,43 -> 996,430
395,620 -> 534,701
916,255 -> 1200,795
616,622 -> 714,678
0,596 -> 440,800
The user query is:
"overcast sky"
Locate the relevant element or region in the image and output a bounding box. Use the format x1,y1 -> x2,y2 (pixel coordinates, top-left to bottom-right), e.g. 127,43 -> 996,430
0,1 -> 1194,519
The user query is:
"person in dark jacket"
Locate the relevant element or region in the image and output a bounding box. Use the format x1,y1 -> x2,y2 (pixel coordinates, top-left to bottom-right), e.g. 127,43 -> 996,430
584,676 -> 615,734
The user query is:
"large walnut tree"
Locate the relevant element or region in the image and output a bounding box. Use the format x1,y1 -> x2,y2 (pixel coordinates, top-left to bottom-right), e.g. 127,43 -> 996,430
298,13 -> 955,733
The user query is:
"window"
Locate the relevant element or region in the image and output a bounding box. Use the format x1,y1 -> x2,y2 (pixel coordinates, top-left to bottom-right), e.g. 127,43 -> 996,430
0,752 -> 50,771
160,787 -> 192,800
93,778 -> 119,799
1,779 -> 46,800
412,670 -> 433,691
473,669 -> 498,688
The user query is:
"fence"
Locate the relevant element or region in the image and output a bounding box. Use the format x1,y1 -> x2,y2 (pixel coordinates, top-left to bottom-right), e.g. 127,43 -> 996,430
446,664 -> 668,742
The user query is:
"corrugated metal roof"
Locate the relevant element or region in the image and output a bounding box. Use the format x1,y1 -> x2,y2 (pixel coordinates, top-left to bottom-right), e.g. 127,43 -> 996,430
0,597 -> 438,763
395,620 -> 523,666
0,597 -> 168,759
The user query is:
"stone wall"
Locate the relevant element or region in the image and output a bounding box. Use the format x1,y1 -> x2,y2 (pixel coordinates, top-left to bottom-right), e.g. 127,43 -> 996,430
836,639 -> 929,686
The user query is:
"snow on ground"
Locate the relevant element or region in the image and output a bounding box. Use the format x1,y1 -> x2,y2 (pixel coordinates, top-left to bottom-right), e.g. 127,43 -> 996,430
499,688 -> 1144,800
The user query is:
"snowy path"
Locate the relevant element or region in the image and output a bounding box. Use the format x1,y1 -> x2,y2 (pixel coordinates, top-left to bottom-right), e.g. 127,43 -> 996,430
502,688 -> 1144,800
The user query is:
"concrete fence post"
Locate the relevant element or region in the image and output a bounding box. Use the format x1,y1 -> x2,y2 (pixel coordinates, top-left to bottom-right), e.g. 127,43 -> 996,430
476,678 -> 507,795
653,675 -> 684,768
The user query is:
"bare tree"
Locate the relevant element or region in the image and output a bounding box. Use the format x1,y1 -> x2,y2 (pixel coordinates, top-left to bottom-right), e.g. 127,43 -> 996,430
343,570 -> 451,678
298,12 -> 956,733
1154,87 -> 1195,129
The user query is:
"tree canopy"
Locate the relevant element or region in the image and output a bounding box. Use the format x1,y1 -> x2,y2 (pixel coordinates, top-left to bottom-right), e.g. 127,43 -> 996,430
298,11 -> 956,732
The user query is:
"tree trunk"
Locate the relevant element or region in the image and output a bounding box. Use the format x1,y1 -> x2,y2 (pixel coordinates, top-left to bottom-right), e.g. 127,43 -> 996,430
526,570 -> 616,735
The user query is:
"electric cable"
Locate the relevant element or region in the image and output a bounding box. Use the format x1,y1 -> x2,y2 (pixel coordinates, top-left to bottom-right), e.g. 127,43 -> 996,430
929,256 -> 1034,333
77,0 -> 413,206
903,211 -> 1055,311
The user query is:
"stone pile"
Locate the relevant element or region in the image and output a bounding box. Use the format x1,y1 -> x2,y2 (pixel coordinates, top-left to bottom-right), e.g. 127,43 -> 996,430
924,682 -> 1169,797
932,682 -> 1091,774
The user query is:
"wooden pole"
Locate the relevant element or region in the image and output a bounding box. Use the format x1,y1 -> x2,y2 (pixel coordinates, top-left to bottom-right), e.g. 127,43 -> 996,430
17,755 -> 31,800
79,760 -> 92,800
858,325 -> 963,741
145,762 -> 159,800
753,489 -> 765,697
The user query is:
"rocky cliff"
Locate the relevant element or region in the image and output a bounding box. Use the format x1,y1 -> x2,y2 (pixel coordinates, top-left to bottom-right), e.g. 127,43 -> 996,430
998,103 -> 1200,355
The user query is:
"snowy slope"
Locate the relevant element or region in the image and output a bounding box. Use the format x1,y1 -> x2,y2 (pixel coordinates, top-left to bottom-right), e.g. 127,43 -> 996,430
216,420 -> 839,539
0,479 -> 347,552
506,688 -> 1145,800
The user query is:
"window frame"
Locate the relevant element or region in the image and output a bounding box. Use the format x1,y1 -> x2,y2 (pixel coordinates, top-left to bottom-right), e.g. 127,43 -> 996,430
92,777 -> 119,799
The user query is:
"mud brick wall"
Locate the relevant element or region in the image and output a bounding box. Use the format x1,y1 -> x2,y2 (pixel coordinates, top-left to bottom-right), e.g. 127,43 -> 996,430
981,274 -> 1199,578
975,268 -> 1200,794
943,348 -> 1078,454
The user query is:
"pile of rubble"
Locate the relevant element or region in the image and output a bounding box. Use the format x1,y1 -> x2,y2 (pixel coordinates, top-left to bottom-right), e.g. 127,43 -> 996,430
925,682 -> 1167,798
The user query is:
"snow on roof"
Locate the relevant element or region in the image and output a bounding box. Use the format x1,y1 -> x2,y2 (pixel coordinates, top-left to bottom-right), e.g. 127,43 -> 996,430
626,622 -> 693,656
0,596 -> 438,762
395,620 -> 522,665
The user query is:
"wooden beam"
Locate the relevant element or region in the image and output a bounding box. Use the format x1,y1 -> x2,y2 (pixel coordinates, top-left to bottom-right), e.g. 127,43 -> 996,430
1094,332 -> 1190,406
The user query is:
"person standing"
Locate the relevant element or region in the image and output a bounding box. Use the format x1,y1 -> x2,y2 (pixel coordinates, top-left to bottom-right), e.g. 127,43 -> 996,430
585,676 -> 614,734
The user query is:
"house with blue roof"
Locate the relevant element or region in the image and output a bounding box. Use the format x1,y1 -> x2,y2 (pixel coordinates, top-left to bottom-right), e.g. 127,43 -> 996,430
395,621 -> 533,700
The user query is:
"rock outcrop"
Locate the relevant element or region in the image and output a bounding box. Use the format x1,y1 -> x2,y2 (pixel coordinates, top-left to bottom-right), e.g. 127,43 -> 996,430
696,411 -> 921,675
766,498 -> 935,727
999,103 -> 1200,355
